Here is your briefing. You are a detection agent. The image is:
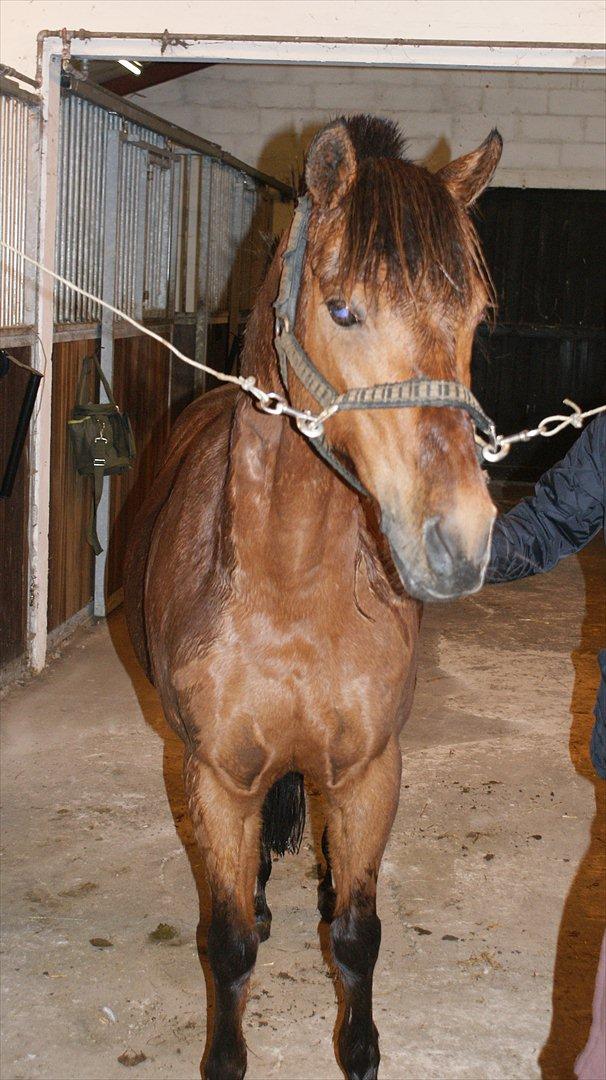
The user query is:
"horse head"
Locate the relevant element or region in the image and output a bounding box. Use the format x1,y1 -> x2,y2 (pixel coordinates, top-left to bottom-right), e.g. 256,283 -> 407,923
288,115 -> 502,601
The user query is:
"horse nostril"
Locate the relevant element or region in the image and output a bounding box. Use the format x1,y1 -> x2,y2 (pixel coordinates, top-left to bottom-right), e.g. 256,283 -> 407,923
424,516 -> 456,578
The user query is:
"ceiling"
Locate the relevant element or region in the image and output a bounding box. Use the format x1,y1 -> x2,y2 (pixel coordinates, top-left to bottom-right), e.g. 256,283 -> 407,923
81,60 -> 213,96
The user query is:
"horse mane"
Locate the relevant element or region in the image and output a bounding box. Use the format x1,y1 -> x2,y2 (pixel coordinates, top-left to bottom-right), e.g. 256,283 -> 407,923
328,114 -> 493,310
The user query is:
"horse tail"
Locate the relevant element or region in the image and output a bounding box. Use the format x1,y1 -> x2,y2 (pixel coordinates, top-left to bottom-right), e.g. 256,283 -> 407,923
261,771 -> 306,858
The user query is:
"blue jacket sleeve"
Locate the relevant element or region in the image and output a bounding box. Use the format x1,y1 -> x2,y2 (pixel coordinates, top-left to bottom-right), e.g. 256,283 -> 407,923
486,416 -> 605,584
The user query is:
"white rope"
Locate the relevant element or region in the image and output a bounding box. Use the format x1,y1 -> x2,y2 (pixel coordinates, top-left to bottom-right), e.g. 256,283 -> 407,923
1,238 -> 246,386
2,240 -> 604,459
0,240 -> 335,433
536,399 -> 606,437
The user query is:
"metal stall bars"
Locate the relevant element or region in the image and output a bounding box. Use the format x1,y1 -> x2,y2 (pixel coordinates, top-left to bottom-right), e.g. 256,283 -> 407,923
0,76 -> 40,343
50,75 -> 291,625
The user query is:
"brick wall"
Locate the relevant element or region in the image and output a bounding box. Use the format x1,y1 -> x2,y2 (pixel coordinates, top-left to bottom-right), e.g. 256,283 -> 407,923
134,64 -> 604,189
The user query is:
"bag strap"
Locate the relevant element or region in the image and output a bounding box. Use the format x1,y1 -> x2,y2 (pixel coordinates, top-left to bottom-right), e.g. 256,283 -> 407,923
87,461 -> 105,555
76,354 -> 118,409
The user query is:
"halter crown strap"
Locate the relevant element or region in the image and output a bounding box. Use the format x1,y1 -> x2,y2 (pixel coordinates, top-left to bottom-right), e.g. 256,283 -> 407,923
274,195 -> 312,336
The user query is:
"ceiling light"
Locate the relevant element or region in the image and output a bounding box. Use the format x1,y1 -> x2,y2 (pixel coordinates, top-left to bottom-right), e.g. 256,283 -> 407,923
118,59 -> 142,76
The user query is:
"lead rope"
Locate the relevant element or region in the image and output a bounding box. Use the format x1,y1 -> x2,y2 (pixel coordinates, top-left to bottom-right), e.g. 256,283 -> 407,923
2,240 -> 604,460
1,241 -> 331,433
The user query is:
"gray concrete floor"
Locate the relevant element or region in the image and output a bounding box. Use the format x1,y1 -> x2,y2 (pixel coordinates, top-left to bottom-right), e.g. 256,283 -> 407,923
1,535 -> 604,1080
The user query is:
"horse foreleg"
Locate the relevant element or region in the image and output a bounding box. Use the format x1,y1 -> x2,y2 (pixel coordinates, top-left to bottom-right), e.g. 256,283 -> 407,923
325,737 -> 402,1080
184,753 -> 262,1080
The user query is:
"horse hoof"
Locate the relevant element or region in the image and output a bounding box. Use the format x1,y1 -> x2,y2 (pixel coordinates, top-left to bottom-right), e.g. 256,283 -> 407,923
254,895 -> 272,941
256,916 -> 272,942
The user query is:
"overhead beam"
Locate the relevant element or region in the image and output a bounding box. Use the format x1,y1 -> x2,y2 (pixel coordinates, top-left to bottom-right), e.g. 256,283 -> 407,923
100,61 -> 213,96
40,32 -> 606,74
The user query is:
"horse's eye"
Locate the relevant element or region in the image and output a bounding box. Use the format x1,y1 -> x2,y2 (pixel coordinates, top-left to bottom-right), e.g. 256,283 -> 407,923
327,299 -> 359,327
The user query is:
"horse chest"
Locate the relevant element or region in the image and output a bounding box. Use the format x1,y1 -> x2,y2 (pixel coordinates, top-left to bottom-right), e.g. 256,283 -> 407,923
176,584 -> 417,791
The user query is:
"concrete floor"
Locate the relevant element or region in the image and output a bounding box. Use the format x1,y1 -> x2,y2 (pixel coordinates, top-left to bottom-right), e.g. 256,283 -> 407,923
1,532 -> 604,1080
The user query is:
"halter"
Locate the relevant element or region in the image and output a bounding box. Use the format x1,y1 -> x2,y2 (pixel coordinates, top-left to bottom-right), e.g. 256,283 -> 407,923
273,195 -> 498,495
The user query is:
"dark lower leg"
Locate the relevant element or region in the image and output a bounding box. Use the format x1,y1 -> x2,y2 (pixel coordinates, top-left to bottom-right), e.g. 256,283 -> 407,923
331,891 -> 381,1080
254,843 -> 272,941
205,897 -> 259,1080
183,756 -> 263,1080
324,739 -> 401,1080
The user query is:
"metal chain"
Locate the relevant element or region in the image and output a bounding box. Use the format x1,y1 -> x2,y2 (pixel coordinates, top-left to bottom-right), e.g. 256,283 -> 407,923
3,241 -> 604,457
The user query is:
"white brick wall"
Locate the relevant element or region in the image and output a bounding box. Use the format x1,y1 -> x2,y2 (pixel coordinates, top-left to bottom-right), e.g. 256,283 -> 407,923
133,64 -> 606,198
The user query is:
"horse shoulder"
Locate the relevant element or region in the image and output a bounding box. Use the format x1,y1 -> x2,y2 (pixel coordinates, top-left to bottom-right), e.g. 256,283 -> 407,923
124,386 -> 237,682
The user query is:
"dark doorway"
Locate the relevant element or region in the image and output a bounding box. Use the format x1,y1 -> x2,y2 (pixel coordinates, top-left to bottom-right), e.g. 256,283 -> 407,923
472,188 -> 605,480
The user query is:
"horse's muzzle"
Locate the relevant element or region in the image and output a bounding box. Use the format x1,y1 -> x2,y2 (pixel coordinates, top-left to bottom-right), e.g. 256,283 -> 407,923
383,511 -> 493,601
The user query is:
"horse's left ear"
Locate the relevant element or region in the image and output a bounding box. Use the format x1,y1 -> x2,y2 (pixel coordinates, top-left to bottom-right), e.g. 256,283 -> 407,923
438,129 -> 503,207
305,120 -> 357,209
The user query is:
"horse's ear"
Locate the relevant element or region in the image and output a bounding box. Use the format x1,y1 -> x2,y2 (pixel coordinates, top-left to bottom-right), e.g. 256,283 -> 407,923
305,120 -> 357,209
438,129 -> 503,207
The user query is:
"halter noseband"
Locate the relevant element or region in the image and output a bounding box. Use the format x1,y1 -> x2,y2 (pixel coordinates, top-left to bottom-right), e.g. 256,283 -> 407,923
273,195 -> 498,495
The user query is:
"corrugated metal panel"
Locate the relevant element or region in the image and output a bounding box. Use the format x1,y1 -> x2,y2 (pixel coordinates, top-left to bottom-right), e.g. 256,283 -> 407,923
115,127 -> 168,318
53,92 -> 280,329
54,96 -> 171,325
0,94 -> 30,328
143,158 -> 172,313
207,161 -> 237,315
54,96 -> 119,323
124,121 -> 165,149
115,139 -> 147,318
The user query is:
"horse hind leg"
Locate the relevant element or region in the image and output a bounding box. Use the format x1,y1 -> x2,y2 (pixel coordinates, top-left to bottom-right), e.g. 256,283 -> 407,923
184,753 -> 263,1080
255,771 -> 306,942
325,737 -> 402,1080
254,843 -> 272,942
318,824 -> 336,923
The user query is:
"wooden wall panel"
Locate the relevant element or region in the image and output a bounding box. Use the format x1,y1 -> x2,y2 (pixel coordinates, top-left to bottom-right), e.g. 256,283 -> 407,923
0,347 -> 32,667
47,339 -> 97,632
107,334 -> 171,598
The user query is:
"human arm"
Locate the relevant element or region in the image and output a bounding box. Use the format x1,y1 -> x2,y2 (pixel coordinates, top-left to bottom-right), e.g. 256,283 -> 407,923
486,417 -> 605,584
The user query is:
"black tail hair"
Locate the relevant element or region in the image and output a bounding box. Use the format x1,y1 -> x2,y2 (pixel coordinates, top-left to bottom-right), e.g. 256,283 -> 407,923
261,771 -> 306,858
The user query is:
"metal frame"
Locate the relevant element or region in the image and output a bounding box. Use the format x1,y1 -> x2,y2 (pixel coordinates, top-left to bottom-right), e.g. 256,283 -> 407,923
194,155 -> 213,393
40,31 -> 606,73
28,49 -> 61,673
94,125 -> 120,617
0,78 -> 40,333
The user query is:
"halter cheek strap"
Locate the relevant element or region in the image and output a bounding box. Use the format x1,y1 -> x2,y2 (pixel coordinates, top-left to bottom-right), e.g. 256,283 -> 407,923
273,197 -> 498,495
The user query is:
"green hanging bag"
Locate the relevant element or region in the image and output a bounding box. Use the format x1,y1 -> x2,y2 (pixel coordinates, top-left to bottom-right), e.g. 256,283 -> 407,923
68,354 -> 136,555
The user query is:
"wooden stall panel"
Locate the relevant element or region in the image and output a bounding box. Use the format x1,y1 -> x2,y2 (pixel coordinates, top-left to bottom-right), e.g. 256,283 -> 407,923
107,334 -> 171,597
0,348 -> 32,667
47,340 -> 97,632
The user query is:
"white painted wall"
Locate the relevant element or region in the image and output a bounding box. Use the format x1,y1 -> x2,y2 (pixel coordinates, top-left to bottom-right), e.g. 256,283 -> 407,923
2,0 -> 606,81
132,64 -> 606,218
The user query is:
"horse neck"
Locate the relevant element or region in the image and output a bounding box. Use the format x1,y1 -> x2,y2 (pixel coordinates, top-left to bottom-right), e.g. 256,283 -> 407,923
230,252 -> 361,586
228,397 -> 362,588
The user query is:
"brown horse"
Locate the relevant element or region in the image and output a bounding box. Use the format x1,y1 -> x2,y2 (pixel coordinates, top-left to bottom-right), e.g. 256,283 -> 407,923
124,115 -> 502,1080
